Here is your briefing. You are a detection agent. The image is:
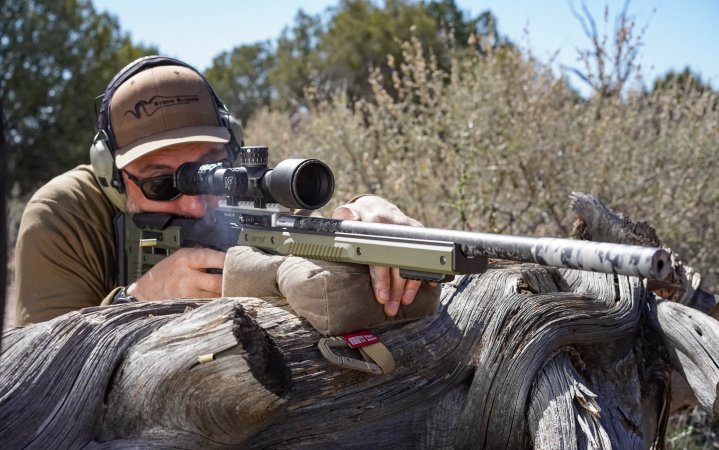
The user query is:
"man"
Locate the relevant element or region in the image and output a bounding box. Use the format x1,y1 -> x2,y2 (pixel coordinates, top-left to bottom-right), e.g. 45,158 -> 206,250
14,56 -> 424,325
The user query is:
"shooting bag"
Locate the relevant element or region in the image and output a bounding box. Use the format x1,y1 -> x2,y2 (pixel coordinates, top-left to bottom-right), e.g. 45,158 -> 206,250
222,246 -> 442,336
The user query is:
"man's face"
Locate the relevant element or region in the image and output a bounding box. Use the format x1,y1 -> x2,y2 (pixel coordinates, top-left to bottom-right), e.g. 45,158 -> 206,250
122,142 -> 229,217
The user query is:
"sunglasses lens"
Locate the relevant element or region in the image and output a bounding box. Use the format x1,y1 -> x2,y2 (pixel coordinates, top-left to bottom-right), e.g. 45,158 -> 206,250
126,151 -> 231,202
141,176 -> 180,201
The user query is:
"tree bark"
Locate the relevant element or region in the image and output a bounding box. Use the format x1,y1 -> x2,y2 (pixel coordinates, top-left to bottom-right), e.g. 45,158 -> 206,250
528,351 -> 611,449
1,194 -> 717,449
655,300 -> 719,417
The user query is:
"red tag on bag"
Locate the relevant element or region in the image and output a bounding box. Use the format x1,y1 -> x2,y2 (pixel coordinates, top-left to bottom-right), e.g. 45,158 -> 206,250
342,330 -> 381,348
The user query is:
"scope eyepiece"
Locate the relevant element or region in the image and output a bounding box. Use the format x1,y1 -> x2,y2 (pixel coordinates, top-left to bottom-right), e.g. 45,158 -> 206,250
175,162 -> 249,197
173,147 -> 334,210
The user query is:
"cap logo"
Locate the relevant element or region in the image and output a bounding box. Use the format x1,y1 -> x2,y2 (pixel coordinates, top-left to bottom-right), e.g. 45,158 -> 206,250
124,94 -> 199,119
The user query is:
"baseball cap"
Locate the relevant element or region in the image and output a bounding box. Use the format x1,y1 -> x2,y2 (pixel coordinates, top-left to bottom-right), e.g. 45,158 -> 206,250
109,65 -> 230,169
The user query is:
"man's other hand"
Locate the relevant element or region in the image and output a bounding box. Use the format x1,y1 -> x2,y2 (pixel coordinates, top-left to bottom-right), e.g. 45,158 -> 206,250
331,195 -> 435,317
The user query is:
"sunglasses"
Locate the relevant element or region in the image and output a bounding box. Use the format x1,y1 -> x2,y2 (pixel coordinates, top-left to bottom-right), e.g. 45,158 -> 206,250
124,171 -> 181,202
124,156 -> 233,202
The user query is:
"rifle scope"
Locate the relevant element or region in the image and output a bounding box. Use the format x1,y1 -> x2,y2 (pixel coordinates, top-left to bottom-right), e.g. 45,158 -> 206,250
174,146 -> 334,210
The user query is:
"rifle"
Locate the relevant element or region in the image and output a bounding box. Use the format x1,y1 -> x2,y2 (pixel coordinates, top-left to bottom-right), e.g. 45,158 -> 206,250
121,146 -> 670,285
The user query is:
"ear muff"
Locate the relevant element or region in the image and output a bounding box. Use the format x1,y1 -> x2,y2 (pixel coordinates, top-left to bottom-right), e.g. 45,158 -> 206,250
225,113 -> 245,159
90,131 -> 127,211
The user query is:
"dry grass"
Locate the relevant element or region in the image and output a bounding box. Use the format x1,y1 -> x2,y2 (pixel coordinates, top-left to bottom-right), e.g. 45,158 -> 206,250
247,37 -> 719,292
666,406 -> 719,449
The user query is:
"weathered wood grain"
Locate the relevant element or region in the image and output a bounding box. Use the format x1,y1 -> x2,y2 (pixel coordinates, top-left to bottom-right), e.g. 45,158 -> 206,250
528,350 -> 611,450
97,299 -> 289,447
0,302 -> 198,448
655,300 -> 719,419
1,263 -> 716,448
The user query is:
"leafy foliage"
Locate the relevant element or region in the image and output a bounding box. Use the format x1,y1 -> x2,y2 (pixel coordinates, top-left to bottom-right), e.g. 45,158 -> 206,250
652,67 -> 716,97
1,0 -> 155,195
205,0 -> 499,123
205,42 -> 276,125
317,0 -> 438,101
666,406 -> 719,449
268,10 -> 324,111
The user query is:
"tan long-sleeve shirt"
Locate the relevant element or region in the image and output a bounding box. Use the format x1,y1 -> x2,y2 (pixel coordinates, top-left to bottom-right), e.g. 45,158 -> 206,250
14,165 -> 119,324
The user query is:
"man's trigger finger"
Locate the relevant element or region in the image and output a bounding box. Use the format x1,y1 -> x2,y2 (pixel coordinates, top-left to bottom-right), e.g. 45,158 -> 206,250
189,248 -> 226,270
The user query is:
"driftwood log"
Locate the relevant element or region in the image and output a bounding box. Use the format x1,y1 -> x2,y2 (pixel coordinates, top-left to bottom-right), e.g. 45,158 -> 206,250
1,193 -> 718,449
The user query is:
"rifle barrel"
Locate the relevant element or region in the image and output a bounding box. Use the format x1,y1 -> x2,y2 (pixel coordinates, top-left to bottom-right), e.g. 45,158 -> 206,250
284,216 -> 671,280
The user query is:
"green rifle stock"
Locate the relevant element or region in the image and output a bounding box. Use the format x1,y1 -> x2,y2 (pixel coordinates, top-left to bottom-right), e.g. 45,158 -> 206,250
122,204 -> 671,286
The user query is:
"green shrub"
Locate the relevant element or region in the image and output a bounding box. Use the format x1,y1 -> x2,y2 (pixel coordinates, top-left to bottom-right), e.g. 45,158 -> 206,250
666,406 -> 719,449
246,37 -> 719,292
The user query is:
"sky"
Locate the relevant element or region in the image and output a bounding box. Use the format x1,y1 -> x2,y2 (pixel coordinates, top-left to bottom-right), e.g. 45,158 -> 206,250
92,0 -> 718,92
